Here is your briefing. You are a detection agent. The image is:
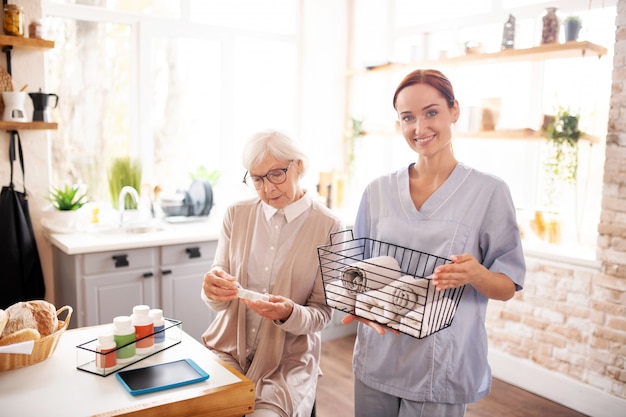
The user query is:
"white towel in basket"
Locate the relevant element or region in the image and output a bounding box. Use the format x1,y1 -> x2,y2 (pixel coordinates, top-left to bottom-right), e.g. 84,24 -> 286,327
341,256 -> 401,294
354,275 -> 429,324
325,279 -> 357,311
399,295 -> 458,338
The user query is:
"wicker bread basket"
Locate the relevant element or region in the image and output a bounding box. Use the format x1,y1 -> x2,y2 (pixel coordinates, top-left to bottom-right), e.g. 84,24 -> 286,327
0,305 -> 73,371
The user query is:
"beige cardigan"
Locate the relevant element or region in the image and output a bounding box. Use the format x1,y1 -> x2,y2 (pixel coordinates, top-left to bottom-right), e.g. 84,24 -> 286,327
202,197 -> 343,417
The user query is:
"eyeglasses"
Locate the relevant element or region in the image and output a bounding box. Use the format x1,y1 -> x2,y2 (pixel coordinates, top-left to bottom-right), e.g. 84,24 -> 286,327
243,160 -> 294,190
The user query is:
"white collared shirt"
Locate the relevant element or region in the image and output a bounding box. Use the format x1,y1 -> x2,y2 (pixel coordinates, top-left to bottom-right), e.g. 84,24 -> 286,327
245,190 -> 313,358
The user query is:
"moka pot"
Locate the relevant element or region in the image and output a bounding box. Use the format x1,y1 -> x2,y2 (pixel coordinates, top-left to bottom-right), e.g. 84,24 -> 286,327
28,90 -> 59,122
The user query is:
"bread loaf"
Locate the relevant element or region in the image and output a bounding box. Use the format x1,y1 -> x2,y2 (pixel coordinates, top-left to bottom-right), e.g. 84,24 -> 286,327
0,328 -> 41,346
0,309 -> 7,336
1,300 -> 58,338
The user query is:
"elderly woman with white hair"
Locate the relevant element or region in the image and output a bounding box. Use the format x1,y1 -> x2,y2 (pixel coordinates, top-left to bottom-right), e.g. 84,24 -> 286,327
201,129 -> 343,417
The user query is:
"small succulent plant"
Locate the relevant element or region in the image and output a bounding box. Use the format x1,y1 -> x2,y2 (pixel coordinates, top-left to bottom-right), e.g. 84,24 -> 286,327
48,184 -> 88,211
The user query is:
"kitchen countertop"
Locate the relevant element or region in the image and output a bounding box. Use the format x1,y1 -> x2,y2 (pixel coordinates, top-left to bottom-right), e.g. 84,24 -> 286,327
46,215 -> 223,255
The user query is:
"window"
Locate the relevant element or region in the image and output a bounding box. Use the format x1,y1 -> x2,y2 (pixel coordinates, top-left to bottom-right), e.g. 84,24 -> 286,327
43,0 -> 300,207
348,1 -> 616,258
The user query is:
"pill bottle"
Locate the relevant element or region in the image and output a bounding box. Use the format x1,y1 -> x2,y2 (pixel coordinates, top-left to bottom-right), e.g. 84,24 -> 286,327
3,4 -> 24,37
95,330 -> 117,371
149,308 -> 165,347
132,305 -> 154,354
113,315 -> 136,363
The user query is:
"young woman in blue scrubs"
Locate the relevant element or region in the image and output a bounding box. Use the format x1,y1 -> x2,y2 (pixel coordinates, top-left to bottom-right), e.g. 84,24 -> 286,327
343,69 -> 526,417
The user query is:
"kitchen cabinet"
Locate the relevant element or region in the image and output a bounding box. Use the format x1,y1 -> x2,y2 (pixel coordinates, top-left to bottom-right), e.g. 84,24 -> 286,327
54,246 -> 159,329
53,240 -> 217,342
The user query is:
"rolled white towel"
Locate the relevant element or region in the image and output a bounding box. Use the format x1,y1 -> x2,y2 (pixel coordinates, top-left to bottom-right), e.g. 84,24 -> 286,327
354,301 -> 378,321
400,295 -> 458,338
354,275 -> 428,322
355,292 -> 396,324
325,279 -> 357,311
341,255 -> 401,294
386,275 -> 429,315
398,310 -> 425,338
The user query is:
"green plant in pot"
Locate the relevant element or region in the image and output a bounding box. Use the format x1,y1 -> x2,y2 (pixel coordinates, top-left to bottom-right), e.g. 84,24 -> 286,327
48,184 -> 88,211
539,108 -> 583,243
543,108 -> 582,186
108,157 -> 142,209
564,15 -> 582,42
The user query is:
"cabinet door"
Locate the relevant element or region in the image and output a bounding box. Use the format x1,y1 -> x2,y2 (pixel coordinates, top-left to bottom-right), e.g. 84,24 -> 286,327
161,263 -> 216,342
81,247 -> 159,326
83,269 -> 158,327
161,241 -> 218,342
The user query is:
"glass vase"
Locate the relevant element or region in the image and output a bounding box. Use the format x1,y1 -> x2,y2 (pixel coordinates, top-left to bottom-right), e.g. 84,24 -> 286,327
541,7 -> 559,44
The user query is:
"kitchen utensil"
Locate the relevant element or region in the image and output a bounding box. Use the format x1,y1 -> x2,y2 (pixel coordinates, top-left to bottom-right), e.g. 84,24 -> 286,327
2,91 -> 26,121
28,89 -> 59,122
187,179 -> 213,217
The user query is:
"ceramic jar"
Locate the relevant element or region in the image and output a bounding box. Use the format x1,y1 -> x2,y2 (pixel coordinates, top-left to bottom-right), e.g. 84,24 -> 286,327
541,7 -> 559,44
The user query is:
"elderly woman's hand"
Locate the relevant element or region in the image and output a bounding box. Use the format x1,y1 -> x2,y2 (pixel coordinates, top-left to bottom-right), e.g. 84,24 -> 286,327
202,268 -> 238,302
242,294 -> 294,322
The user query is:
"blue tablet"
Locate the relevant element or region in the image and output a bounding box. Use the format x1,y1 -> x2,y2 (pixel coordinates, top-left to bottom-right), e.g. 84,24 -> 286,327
116,358 -> 210,396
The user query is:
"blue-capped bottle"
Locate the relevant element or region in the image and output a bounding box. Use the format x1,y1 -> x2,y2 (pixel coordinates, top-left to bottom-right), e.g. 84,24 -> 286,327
149,308 -> 165,347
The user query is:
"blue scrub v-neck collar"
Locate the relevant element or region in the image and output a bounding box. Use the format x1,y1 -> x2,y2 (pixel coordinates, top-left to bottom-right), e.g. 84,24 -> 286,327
401,162 -> 471,217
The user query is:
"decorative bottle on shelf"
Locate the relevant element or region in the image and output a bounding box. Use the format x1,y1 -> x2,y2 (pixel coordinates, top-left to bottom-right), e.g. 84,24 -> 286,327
501,14 -> 516,50
541,7 -> 559,44
132,305 -> 154,354
149,308 -> 165,347
95,330 -> 117,371
3,4 -> 24,37
113,316 -> 136,363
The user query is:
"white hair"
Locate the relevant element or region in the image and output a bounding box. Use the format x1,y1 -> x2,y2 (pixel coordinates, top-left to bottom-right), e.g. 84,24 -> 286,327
241,130 -> 308,178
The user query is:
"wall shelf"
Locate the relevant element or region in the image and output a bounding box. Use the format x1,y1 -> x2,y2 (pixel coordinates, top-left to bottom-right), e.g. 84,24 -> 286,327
1,121 -> 58,131
0,35 -> 57,132
355,41 -> 608,74
0,35 -> 54,50
364,128 -> 600,144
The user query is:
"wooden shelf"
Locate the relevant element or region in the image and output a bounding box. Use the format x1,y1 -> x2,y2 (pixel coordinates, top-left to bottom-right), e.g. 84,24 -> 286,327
357,41 -> 607,74
0,35 -> 54,50
455,129 -> 600,144
364,128 -> 600,144
0,121 -> 58,130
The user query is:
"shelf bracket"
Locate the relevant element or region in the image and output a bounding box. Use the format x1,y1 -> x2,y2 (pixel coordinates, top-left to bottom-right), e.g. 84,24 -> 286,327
2,45 -> 12,76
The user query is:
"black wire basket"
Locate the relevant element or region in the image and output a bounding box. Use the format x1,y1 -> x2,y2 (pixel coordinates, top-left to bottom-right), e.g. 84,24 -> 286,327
317,230 -> 465,339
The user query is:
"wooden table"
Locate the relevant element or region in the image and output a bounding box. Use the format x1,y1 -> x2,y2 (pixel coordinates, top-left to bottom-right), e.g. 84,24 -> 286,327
0,325 -> 255,416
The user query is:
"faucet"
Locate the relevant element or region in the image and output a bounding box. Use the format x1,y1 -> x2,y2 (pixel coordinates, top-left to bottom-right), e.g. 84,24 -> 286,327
118,186 -> 140,227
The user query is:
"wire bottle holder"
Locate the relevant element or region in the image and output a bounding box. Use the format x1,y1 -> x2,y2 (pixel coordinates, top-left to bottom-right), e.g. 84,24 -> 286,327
317,230 -> 465,339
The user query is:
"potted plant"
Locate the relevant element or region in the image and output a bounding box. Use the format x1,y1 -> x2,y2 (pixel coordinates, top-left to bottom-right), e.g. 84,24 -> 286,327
108,157 -> 142,210
48,184 -> 88,211
538,107 -> 583,243
564,15 -> 582,42
42,184 -> 89,232
543,107 -> 582,184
